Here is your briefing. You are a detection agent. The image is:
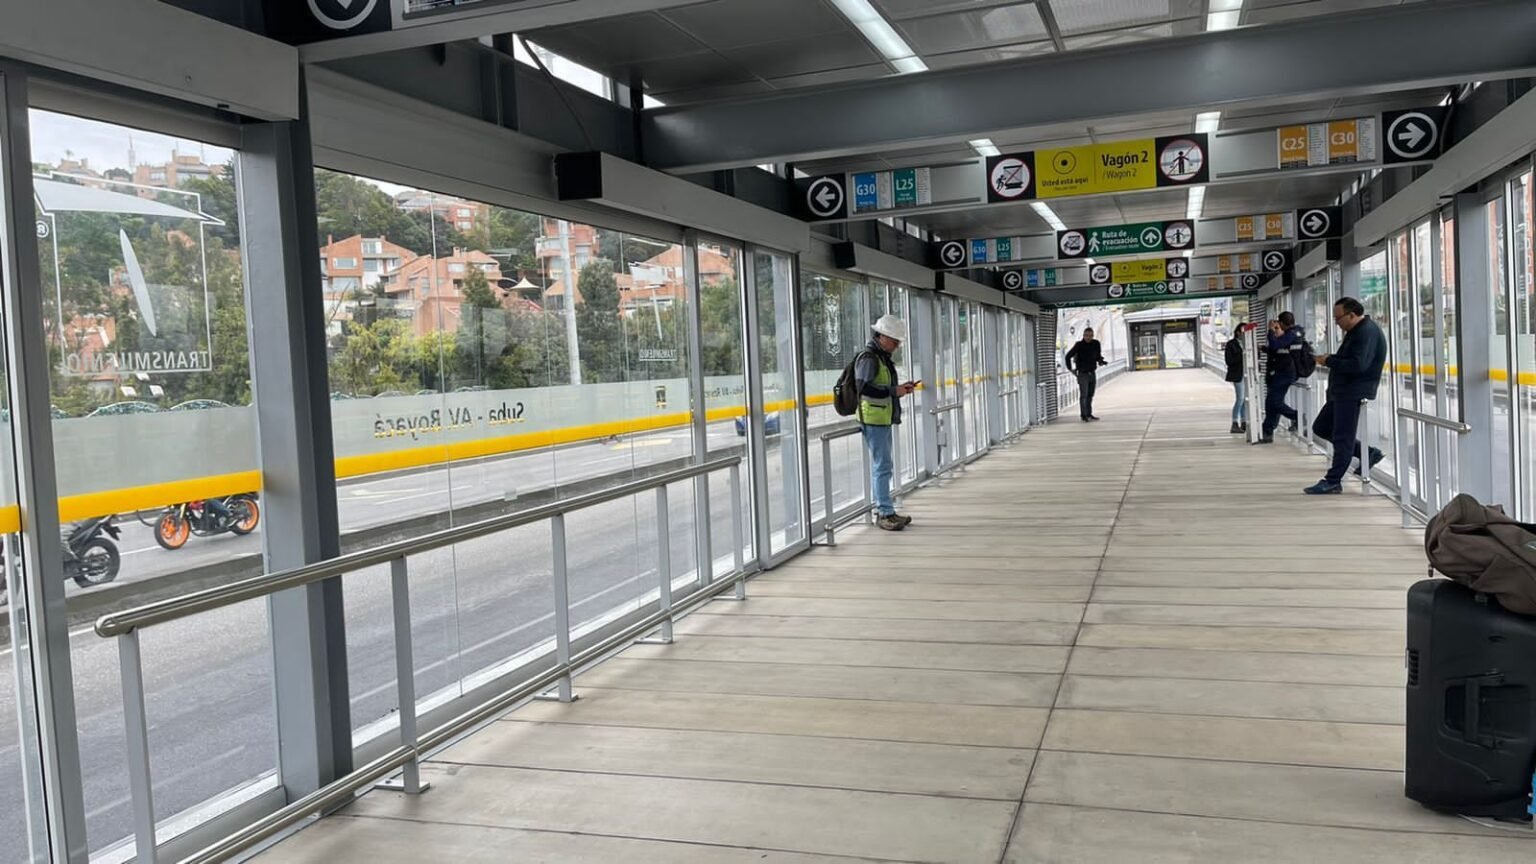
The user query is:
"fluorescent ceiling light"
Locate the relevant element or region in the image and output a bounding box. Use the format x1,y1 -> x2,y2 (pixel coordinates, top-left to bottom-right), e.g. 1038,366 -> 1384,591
1207,10 -> 1241,30
1209,0 -> 1243,10
1031,201 -> 1067,232
828,0 -> 927,74
969,138 -> 1001,158
1186,186 -> 1206,220
1195,111 -> 1221,134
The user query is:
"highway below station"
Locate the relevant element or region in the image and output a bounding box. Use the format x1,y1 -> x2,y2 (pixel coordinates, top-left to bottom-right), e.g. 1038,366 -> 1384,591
0,412 -> 876,857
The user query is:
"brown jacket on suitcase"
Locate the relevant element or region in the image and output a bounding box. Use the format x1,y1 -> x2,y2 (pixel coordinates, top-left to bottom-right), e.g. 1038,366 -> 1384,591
1424,494 -> 1536,616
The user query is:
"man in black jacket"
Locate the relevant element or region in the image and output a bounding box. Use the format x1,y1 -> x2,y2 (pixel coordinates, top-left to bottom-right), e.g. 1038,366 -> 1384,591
1065,327 -> 1107,421
1306,297 -> 1388,495
1257,312 -> 1304,443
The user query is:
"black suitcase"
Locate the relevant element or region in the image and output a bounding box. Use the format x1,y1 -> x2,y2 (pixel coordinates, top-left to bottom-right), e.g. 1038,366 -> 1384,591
1405,579 -> 1536,820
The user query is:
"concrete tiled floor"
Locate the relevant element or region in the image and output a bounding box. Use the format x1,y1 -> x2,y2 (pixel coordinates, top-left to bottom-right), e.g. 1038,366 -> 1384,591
257,370 -> 1533,863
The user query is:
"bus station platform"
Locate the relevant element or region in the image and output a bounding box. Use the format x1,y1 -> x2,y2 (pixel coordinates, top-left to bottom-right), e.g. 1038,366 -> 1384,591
254,372 -> 1527,863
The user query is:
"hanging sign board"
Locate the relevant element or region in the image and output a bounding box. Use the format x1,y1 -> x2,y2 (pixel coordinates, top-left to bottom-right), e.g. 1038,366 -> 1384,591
1233,212 -> 1296,242
1088,258 -> 1185,285
1277,117 -> 1378,170
851,167 -> 933,214
987,133 -> 1208,204
1058,220 -> 1195,259
1106,280 -> 1186,300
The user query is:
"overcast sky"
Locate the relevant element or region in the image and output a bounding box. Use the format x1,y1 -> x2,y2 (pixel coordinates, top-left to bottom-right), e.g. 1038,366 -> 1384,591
29,109 -> 409,195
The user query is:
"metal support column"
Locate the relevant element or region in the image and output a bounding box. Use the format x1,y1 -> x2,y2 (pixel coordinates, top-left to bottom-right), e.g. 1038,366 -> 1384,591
1453,192 -> 1496,504
237,74 -> 353,801
0,67 -> 90,862
681,232 -> 715,585
913,291 -> 939,478
741,248 -> 772,568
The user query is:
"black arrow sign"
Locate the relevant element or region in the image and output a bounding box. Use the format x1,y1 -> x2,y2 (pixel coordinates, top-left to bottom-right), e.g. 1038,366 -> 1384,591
1383,107 -> 1445,164
1295,207 -> 1341,239
802,176 -> 846,219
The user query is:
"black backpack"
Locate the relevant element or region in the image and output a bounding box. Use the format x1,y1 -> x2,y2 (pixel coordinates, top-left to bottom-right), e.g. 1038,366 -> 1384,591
832,350 -> 871,417
1293,338 -> 1317,379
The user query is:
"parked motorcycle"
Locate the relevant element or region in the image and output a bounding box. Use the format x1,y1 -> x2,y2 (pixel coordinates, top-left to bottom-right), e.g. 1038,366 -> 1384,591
153,495 -> 260,551
0,516 -> 122,595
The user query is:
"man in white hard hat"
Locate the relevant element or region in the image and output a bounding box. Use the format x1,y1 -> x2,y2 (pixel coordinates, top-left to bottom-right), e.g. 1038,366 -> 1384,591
856,315 -> 920,530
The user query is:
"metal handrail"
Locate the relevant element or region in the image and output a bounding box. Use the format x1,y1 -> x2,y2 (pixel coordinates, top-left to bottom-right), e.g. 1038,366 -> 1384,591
102,454 -> 746,863
1397,408 -> 1472,434
820,423 -> 863,441
929,402 -> 963,415
97,455 -> 740,638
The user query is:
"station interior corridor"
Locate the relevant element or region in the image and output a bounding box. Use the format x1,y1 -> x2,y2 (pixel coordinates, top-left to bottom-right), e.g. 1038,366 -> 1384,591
252,371 -> 1524,863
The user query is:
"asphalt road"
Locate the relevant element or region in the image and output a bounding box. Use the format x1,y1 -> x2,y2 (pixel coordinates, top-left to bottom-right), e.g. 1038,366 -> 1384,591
0,408 -> 875,857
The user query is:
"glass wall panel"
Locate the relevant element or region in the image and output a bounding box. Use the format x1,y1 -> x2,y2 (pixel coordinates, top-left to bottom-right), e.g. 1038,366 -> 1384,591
1359,252 -> 1393,480
1488,197 -> 1515,506
888,284 -> 920,486
800,271 -> 867,527
27,109 -> 272,854
0,68 -> 52,859
1510,171 -> 1536,518
314,171 -> 699,748
753,248 -> 804,553
698,239 -> 752,571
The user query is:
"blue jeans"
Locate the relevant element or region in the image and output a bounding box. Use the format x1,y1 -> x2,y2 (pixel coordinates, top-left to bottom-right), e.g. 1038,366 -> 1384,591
1314,398 -> 1383,485
862,424 -> 895,516
1263,373 -> 1298,435
1231,380 -> 1247,424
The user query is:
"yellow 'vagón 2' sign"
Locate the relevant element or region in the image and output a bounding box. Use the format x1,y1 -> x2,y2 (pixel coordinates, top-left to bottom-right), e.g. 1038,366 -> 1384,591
1036,139 -> 1157,199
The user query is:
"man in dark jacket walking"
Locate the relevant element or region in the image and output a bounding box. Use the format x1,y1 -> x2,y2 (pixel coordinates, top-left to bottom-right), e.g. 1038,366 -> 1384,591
1256,312 -> 1304,443
1065,327 -> 1107,422
1305,297 -> 1389,495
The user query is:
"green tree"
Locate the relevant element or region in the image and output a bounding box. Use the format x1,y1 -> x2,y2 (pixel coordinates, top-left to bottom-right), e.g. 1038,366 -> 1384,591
575,259 -> 626,383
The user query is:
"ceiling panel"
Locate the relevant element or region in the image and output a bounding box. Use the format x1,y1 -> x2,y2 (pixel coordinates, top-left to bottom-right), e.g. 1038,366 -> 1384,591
526,13 -> 707,66
1243,0 -> 1425,26
727,32 -> 882,80
874,0 -> 1028,19
640,52 -> 761,95
922,40 -> 1057,70
1045,0 -> 1203,36
769,63 -> 893,90
899,3 -> 1051,54
660,0 -> 853,48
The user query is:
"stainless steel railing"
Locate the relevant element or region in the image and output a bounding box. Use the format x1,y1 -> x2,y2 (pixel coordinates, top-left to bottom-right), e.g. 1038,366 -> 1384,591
96,455 -> 745,864
1395,408 -> 1471,527
816,423 -> 872,547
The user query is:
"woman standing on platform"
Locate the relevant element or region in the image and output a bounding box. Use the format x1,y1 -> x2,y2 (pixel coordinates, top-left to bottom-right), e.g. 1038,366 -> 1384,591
1224,323 -> 1251,434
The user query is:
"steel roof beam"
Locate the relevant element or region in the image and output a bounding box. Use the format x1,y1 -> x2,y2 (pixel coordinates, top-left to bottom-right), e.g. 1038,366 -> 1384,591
643,0 -> 1536,172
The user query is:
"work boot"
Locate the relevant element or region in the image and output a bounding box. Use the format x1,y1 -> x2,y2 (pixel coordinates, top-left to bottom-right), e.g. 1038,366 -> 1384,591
1229,422 -> 1242,434
876,514 -> 905,531
1253,435 -> 1274,445
892,513 -> 913,527
1303,480 -> 1343,495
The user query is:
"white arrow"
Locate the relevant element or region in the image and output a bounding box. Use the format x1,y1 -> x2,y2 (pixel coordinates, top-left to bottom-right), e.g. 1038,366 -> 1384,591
815,186 -> 838,210
1305,215 -> 1325,234
1396,123 -> 1428,151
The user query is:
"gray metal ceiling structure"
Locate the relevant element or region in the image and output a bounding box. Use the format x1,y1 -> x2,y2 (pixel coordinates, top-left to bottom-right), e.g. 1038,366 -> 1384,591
520,0 -> 1526,242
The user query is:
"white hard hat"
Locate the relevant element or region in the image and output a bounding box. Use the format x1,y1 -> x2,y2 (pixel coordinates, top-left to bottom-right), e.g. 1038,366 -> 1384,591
871,314 -> 908,342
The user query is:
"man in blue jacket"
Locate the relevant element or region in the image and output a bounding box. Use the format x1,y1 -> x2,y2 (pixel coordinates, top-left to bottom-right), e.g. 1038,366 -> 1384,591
1305,297 -> 1388,495
1256,312 -> 1304,444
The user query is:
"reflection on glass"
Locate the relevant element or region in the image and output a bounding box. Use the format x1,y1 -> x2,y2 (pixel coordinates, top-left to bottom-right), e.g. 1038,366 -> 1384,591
800,272 -> 867,526
318,171 -> 706,737
1358,254 -> 1393,480
754,249 -> 804,552
1487,199 -> 1514,507
1511,173 -> 1536,518
698,240 -> 751,571
28,109 -> 271,853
